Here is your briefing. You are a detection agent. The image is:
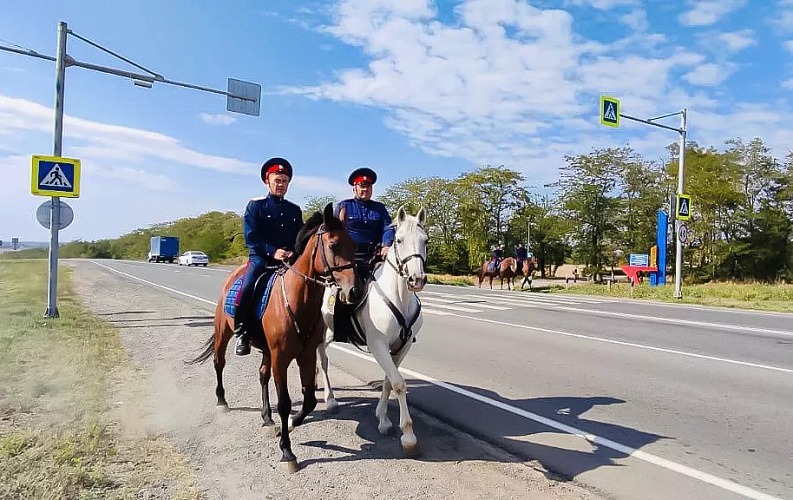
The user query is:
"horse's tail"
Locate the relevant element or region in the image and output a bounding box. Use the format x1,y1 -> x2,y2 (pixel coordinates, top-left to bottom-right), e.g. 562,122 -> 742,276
186,332 -> 215,365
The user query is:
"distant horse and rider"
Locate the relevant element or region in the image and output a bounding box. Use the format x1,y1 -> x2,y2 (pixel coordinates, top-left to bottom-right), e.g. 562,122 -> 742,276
477,248 -> 538,290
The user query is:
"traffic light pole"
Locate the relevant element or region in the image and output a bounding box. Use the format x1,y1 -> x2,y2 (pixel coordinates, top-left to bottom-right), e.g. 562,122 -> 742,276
618,109 -> 688,299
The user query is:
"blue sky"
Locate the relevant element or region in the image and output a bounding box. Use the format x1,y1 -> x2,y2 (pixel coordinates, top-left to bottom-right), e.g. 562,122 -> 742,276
2,0 -> 793,242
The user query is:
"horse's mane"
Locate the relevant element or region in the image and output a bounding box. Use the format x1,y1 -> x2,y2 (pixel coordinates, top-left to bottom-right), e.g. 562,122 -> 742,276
294,210 -> 343,256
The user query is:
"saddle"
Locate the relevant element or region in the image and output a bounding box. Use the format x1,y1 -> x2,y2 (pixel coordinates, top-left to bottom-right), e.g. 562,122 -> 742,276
224,267 -> 280,345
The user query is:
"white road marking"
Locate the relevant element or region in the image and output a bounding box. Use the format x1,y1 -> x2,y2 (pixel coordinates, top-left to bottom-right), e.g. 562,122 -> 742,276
419,295 -> 512,310
417,300 -> 483,313
92,261 -> 216,306
331,343 -> 783,500
430,312 -> 793,375
552,306 -> 793,338
91,260 -> 785,499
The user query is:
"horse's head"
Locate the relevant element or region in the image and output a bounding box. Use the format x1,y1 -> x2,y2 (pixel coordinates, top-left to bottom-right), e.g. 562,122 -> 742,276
389,206 -> 428,292
301,203 -> 362,304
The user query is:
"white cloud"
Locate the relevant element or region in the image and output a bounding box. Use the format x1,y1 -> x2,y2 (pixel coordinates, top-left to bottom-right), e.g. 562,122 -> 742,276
620,9 -> 648,32
282,0 -> 793,187
199,112 -> 237,125
0,94 -> 348,240
717,30 -> 756,52
683,63 -> 735,86
0,95 -> 249,173
567,0 -> 638,9
289,0 -> 716,176
783,40 -> 793,52
769,1 -> 793,34
679,0 -> 747,27
783,78 -> 793,89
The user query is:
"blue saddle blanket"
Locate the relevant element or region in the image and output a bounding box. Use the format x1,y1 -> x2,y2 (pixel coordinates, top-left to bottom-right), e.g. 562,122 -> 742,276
224,271 -> 278,319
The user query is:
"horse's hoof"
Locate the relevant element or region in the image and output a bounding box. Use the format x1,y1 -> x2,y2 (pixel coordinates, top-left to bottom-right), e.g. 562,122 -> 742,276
326,399 -> 339,414
261,418 -> 275,427
280,460 -> 299,474
378,423 -> 393,435
216,404 -> 230,413
402,440 -> 420,457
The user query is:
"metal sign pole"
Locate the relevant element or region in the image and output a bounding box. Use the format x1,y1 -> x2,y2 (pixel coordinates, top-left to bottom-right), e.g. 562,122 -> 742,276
673,109 -> 687,299
45,21 -> 68,318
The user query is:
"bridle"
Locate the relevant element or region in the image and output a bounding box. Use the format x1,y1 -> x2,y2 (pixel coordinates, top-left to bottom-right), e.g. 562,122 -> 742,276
283,224 -> 355,289
385,224 -> 427,280
280,224 -> 356,338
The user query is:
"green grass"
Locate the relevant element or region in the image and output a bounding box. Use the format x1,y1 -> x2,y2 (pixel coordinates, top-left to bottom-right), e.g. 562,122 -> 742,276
427,273 -> 477,286
0,249 -> 48,259
0,261 -> 200,499
549,280 -> 793,313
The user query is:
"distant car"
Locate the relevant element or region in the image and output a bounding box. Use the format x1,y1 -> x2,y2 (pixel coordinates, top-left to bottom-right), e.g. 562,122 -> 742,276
178,251 -> 209,267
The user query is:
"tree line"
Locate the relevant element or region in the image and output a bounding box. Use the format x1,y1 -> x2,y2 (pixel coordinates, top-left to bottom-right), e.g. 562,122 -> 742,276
57,136 -> 792,282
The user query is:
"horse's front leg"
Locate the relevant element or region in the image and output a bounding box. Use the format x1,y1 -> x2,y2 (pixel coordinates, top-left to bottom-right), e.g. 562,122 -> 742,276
289,348 -> 319,429
271,351 -> 298,473
369,339 -> 418,456
259,351 -> 274,426
317,338 -> 339,413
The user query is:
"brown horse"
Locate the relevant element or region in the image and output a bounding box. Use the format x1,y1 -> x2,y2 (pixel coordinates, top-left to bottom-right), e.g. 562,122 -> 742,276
477,257 -> 518,290
189,204 -> 360,473
518,256 -> 539,290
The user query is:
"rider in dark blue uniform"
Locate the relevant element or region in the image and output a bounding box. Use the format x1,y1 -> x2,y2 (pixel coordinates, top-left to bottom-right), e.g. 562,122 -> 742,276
334,167 -> 394,280
234,157 -> 303,356
515,242 -> 528,271
332,168 -> 394,343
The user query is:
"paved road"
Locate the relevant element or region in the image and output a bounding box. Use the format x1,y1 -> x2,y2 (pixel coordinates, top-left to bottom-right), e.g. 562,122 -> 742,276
86,259 -> 793,500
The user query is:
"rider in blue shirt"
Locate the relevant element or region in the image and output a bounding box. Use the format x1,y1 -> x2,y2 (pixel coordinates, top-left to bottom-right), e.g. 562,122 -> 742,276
515,242 -> 528,270
332,168 -> 394,343
234,157 -> 303,356
334,167 -> 394,280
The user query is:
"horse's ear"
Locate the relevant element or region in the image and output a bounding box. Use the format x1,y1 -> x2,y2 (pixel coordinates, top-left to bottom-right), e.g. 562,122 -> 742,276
322,203 -> 334,224
397,205 -> 407,225
416,206 -> 426,227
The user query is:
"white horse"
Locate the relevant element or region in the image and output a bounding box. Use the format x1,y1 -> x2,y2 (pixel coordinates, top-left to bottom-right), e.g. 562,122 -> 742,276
318,206 -> 428,455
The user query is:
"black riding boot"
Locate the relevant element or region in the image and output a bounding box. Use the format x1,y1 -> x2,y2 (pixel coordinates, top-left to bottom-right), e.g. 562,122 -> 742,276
234,313 -> 250,356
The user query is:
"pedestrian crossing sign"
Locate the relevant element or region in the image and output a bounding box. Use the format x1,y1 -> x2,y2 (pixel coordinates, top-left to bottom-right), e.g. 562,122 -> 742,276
31,155 -> 81,197
599,95 -> 620,128
676,194 -> 692,221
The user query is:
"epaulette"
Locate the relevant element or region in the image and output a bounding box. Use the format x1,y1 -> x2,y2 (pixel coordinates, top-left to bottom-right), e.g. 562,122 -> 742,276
250,196 -> 266,201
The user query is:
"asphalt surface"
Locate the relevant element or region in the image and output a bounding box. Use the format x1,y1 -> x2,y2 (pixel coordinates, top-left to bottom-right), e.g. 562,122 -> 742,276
86,259 -> 793,500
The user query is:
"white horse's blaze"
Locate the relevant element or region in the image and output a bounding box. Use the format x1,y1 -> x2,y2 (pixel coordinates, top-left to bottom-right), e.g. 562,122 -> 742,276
319,207 -> 427,453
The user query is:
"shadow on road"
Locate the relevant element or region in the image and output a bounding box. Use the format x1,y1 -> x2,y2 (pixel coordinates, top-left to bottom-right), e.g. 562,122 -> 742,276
299,380 -> 665,480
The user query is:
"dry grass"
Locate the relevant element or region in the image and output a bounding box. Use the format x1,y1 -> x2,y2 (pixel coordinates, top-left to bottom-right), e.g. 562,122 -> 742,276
0,261 -> 201,499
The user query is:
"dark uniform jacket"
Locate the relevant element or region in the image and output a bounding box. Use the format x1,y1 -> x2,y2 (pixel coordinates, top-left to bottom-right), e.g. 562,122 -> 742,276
516,247 -> 528,261
335,198 -> 395,259
243,194 -> 303,265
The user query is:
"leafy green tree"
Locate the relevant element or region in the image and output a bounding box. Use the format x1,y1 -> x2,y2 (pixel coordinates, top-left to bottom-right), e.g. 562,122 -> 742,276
303,195 -> 338,221
550,148 -> 627,280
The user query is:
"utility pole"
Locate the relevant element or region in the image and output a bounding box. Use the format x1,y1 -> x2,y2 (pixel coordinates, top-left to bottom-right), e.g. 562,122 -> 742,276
44,22 -> 68,317
1,22 -> 261,317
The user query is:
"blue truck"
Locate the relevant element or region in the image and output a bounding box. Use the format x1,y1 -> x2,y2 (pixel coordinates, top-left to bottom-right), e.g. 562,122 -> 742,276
148,236 -> 180,263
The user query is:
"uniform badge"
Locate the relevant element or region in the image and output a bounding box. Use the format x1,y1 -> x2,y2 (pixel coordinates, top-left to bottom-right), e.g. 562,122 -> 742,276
328,293 -> 336,308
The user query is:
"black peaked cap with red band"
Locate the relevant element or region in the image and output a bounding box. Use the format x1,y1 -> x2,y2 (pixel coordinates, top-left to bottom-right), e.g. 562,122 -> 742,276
260,157 -> 293,183
348,167 -> 377,186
